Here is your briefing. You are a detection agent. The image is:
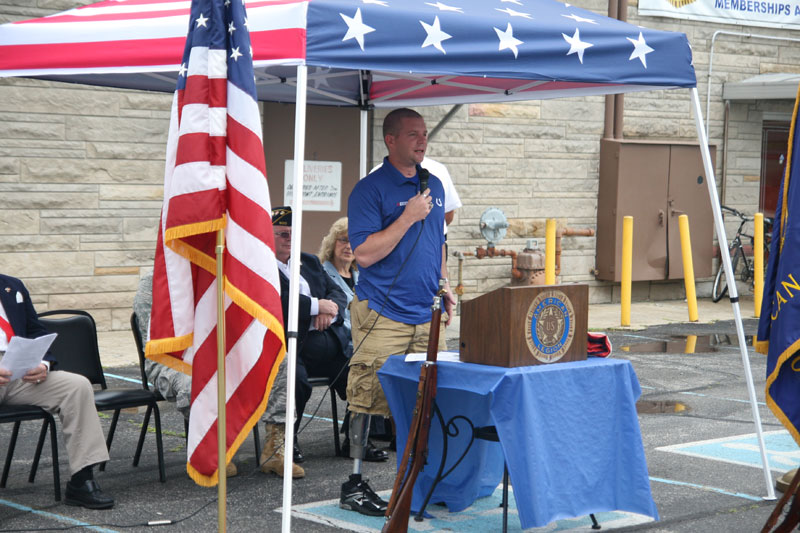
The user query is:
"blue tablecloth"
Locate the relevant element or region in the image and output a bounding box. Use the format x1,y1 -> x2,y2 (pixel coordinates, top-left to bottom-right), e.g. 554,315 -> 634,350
377,356 -> 659,529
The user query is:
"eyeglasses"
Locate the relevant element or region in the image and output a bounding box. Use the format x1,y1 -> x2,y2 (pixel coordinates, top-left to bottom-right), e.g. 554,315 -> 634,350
336,237 -> 350,244
274,231 -> 291,240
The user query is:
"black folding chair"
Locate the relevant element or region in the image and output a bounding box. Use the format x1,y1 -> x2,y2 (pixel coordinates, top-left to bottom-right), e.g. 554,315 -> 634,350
308,377 -> 341,457
0,404 -> 60,501
38,310 -> 165,482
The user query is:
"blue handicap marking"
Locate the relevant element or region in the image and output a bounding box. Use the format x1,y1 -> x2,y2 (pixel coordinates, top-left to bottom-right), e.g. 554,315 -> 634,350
656,429 -> 800,471
289,487 -> 654,532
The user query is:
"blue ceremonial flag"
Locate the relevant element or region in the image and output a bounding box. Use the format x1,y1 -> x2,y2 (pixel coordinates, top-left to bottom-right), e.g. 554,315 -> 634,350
756,83 -> 800,445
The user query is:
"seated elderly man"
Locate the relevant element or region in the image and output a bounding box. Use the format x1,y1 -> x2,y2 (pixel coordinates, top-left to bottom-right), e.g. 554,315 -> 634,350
134,272 -> 191,421
271,206 -> 351,463
0,274 -> 114,509
135,270 -> 304,479
134,272 -> 242,478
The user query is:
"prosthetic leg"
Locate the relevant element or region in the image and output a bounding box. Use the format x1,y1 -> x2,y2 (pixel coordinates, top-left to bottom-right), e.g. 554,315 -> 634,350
350,412 -> 371,470
340,411 -> 388,516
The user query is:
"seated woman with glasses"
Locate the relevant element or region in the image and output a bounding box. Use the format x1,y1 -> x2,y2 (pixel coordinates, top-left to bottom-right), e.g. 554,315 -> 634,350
318,218 -> 357,349
318,217 -> 390,462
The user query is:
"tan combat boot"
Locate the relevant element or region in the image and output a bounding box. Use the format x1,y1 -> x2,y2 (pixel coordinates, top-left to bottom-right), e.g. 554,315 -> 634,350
260,423 -> 305,479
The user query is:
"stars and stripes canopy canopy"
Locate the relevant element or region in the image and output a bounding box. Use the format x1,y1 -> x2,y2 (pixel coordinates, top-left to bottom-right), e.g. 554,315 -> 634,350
0,0 -> 696,106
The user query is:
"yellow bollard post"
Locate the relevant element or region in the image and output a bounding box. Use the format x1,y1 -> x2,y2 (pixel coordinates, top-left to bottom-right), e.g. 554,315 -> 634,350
621,216 -> 633,327
685,334 -> 697,354
545,219 -> 556,285
678,214 -> 699,322
754,212 -> 764,318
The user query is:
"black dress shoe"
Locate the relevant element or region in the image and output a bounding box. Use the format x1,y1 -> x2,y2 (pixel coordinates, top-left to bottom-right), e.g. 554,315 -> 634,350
65,479 -> 114,510
341,438 -> 389,462
293,442 -> 305,464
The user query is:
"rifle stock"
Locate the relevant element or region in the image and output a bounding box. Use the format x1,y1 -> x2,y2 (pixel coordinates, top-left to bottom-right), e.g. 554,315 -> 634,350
382,283 -> 446,533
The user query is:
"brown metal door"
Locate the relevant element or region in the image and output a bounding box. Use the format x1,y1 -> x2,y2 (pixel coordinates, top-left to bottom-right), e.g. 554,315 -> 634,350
620,144 -> 670,281
262,103 -> 362,254
667,145 -> 715,279
595,140 -> 669,282
760,121 -> 790,218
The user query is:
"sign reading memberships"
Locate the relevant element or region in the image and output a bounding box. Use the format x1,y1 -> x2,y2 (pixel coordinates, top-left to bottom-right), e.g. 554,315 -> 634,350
525,290 -> 576,364
639,0 -> 800,30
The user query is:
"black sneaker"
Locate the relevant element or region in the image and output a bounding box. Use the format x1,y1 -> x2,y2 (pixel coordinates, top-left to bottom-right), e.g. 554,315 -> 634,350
339,475 -> 388,516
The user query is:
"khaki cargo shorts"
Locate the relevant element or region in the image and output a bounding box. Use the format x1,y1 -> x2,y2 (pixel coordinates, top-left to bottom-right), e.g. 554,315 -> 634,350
347,293 -> 446,416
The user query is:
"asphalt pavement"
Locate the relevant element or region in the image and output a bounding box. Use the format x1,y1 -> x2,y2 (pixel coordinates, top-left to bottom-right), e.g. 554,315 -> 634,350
1,294 -> 794,532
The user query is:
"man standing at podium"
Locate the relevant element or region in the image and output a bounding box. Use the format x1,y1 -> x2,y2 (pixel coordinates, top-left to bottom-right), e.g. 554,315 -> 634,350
340,107 -> 455,515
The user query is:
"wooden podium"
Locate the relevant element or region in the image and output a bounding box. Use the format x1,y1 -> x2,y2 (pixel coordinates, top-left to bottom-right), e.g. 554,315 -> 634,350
459,284 -> 588,367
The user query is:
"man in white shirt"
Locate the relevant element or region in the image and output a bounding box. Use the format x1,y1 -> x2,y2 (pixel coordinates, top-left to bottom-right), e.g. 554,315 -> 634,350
0,273 -> 113,509
370,156 -> 462,232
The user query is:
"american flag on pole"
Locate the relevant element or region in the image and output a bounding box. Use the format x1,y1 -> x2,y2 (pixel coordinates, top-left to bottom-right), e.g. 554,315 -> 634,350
145,0 -> 285,486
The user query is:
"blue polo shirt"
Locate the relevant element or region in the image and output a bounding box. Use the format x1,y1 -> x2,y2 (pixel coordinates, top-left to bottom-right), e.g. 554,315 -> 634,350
348,157 -> 445,325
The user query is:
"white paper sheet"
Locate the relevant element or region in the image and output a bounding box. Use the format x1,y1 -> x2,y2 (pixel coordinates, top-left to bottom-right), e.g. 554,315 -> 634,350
0,333 -> 57,381
403,351 -> 461,363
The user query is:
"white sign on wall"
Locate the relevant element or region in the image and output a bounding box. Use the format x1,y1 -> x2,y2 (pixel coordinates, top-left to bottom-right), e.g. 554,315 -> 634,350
283,160 -> 342,212
639,0 -> 800,30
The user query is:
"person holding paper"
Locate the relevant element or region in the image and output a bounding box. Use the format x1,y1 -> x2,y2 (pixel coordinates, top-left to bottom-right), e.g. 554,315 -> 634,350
0,274 -> 114,509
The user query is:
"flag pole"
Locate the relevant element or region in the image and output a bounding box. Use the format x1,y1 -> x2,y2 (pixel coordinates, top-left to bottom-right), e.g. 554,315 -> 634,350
216,228 -> 228,530
689,87 -> 776,500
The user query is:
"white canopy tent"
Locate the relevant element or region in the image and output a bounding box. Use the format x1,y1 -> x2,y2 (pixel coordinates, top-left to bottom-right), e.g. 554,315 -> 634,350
0,0 -> 776,528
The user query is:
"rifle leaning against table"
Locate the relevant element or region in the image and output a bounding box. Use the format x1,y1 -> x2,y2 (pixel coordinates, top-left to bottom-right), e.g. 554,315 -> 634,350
381,281 -> 447,533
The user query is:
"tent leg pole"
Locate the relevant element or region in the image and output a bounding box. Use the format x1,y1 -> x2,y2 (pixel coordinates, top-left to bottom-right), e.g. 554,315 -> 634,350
360,109 -> 368,179
689,87 -> 776,501
281,64 -> 309,533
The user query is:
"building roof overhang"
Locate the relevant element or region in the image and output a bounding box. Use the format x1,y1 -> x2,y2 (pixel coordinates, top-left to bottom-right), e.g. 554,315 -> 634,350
723,73 -> 800,100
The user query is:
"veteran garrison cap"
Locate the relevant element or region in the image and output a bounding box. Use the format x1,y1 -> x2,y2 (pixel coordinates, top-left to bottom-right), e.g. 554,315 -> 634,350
271,206 -> 292,227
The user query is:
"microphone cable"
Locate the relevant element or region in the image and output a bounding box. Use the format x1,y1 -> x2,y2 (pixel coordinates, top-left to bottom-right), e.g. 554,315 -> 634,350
297,167 -> 433,437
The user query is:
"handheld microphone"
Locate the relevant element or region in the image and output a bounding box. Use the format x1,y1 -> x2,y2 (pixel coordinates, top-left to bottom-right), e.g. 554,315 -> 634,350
417,165 -> 430,195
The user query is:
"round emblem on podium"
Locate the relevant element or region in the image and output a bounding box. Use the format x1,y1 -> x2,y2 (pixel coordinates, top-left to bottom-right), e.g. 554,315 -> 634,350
524,290 -> 575,363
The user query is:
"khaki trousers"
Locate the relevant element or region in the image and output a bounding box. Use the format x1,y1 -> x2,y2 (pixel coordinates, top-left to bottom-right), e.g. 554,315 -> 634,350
0,370 -> 109,475
347,294 -> 446,416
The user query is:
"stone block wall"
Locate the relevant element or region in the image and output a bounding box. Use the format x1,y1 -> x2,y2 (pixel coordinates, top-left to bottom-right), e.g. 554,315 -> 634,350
0,72 -> 171,330
1,1 -> 798,329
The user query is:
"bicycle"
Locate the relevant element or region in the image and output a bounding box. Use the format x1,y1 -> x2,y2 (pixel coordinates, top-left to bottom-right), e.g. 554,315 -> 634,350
711,205 -> 773,303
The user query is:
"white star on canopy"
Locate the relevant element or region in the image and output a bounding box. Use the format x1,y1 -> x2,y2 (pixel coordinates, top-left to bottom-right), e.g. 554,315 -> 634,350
562,13 -> 597,24
496,7 -> 532,18
228,21 -> 236,35
362,0 -> 388,5
627,32 -> 654,68
195,13 -> 208,28
500,0 -> 523,5
562,28 -> 593,64
341,8 -> 375,51
420,16 -> 452,54
178,63 -> 187,77
230,46 -> 242,61
495,23 -> 523,58
425,1 -> 463,12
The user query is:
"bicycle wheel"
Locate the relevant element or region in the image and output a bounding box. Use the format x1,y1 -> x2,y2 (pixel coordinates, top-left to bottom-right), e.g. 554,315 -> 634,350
737,246 -> 751,283
712,245 -> 742,302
